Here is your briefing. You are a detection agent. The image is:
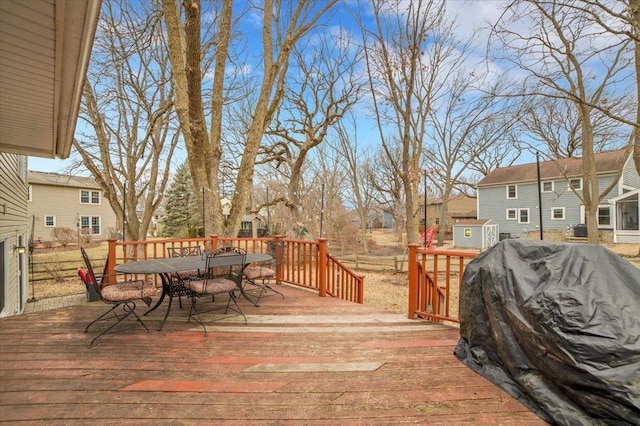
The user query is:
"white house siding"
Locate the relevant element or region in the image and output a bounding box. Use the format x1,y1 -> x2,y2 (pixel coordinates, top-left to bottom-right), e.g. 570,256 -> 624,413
0,153 -> 29,317
622,156 -> 640,188
28,172 -> 117,243
478,175 -> 621,238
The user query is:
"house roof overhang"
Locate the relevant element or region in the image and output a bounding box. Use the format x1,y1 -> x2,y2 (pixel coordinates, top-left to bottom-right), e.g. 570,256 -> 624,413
0,0 -> 101,158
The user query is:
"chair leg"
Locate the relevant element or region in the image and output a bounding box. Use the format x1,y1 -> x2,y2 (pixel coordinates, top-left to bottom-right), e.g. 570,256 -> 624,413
246,278 -> 285,305
187,296 -> 208,336
87,301 -> 149,347
225,292 -> 247,325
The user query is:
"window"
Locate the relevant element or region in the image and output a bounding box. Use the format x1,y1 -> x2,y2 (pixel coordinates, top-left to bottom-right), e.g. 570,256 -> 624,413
542,181 -> 554,192
506,208 -> 517,220
80,190 -> 100,204
518,208 -> 530,224
551,207 -> 565,220
44,216 -> 56,227
506,185 -> 517,199
80,216 -> 101,235
464,228 -> 471,238
569,178 -> 582,191
27,185 -> 32,202
435,218 -> 440,225
598,206 -> 612,226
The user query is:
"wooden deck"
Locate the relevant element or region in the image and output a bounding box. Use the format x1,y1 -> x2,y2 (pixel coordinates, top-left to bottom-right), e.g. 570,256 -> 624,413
0,285 -> 545,424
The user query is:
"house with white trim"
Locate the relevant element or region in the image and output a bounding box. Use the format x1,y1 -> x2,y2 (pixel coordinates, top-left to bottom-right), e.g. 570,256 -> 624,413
0,1 -> 100,317
476,149 -> 639,244
28,171 -> 117,243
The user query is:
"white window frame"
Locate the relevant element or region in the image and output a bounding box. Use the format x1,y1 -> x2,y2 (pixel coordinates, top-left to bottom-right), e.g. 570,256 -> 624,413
506,208 -> 517,220
568,178 -> 582,191
44,215 -> 56,227
551,207 -> 565,220
597,205 -> 613,228
518,208 -> 530,224
80,216 -> 101,235
80,189 -> 101,205
542,181 -> 554,193
506,184 -> 517,199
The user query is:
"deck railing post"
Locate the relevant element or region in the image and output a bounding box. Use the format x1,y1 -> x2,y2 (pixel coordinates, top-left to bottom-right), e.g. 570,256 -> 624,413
209,234 -> 218,253
407,243 -> 419,319
318,238 -> 328,297
357,275 -> 365,304
274,235 -> 284,285
105,238 -> 117,284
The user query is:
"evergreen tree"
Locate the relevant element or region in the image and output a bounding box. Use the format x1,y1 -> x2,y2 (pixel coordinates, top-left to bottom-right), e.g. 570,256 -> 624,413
162,163 -> 199,237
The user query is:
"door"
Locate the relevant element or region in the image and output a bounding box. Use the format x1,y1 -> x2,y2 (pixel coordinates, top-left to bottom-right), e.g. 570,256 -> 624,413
485,224 -> 498,248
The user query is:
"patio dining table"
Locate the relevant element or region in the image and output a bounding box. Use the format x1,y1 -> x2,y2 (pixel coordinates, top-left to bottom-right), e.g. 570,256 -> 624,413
114,253 -> 272,330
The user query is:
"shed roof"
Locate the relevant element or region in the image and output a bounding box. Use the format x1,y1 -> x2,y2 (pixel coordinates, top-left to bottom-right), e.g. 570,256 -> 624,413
454,219 -> 493,226
477,149 -> 628,187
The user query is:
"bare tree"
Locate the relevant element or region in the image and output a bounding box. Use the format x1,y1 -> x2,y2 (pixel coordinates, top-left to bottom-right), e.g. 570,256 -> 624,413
331,118 -> 379,253
360,0 -> 447,244
492,0 -> 635,243
369,143 -> 406,243
259,27 -> 362,229
163,0 -> 338,237
415,21 -> 523,246
73,0 -> 178,241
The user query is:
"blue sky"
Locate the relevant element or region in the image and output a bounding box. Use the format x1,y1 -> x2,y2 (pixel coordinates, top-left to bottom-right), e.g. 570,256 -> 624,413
29,0 -> 509,174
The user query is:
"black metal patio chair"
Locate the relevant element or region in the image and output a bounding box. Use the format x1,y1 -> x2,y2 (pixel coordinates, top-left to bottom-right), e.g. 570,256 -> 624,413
167,245 -> 203,307
80,247 -> 158,346
243,240 -> 285,304
185,249 -> 247,336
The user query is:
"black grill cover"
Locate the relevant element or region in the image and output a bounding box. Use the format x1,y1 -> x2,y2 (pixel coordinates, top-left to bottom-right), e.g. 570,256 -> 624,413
454,239 -> 640,425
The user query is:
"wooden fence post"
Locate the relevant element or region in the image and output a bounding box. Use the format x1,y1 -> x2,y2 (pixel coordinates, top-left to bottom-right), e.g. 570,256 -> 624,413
105,238 -> 117,284
318,238 -> 328,297
407,243 -> 419,319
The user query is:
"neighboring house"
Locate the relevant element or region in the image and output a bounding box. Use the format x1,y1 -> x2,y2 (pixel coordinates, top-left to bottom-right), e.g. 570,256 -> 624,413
425,194 -> 477,233
366,209 -> 395,229
0,0 -> 101,317
477,149 -> 640,243
28,171 -> 117,243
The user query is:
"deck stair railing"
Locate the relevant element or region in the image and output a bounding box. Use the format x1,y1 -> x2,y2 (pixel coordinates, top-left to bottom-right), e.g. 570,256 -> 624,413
106,235 -> 364,304
407,243 -> 477,323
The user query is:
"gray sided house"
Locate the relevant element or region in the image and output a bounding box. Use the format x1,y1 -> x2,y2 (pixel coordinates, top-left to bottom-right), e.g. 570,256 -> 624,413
28,171 -> 117,243
477,149 -> 639,244
0,1 -> 101,317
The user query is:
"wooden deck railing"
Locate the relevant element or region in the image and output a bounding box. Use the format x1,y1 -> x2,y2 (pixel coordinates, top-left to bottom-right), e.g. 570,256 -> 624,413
407,243 -> 477,323
106,235 -> 364,304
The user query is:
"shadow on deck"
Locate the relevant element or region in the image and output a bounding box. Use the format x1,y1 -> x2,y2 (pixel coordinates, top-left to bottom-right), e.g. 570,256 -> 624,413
0,285 -> 545,424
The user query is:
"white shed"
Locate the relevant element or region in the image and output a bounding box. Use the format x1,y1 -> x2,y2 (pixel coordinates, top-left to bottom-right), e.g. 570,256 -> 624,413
453,219 -> 498,250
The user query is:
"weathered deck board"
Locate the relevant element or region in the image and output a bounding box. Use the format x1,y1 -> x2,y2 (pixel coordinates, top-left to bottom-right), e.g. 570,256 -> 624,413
0,285 -> 546,424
